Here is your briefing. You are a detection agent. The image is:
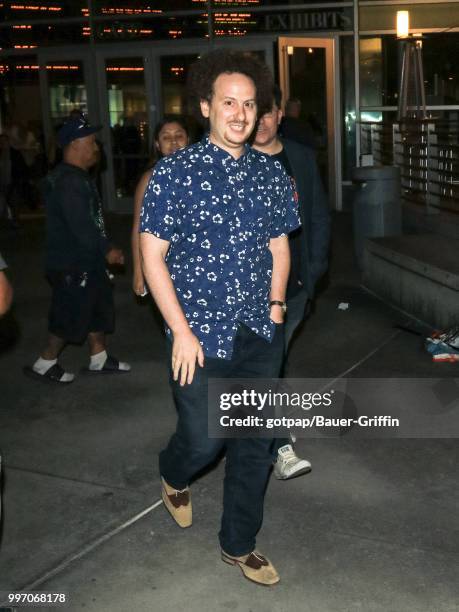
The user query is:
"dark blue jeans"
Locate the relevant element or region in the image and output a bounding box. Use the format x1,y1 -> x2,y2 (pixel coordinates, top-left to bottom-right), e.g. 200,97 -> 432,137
159,323 -> 284,557
274,290 -> 311,452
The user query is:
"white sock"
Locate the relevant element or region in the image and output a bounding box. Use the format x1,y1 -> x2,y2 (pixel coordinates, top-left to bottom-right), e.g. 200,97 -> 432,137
89,350 -> 107,371
33,357 -> 75,382
118,360 -> 131,371
89,351 -> 130,372
33,357 -> 57,374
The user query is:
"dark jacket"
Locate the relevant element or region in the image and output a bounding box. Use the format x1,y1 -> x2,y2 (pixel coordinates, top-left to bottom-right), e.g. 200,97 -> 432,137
42,162 -> 110,273
282,137 -> 330,298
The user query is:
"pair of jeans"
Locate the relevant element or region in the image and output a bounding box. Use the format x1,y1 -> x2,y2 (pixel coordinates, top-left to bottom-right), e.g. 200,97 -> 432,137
273,290 -> 310,453
283,289 -> 310,350
159,322 -> 284,557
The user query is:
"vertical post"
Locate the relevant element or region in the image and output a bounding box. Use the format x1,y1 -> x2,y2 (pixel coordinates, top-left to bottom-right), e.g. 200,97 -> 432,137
353,0 -> 361,166
38,54 -> 52,159
207,0 -> 213,49
277,40 -> 290,112
415,41 -> 427,115
87,0 -> 96,46
426,122 -> 440,214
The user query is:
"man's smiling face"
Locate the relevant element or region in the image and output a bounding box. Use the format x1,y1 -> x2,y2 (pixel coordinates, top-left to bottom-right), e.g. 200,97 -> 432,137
200,72 -> 257,158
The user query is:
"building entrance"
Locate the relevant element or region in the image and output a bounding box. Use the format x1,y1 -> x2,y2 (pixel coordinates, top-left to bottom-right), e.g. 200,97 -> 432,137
36,40 -> 273,212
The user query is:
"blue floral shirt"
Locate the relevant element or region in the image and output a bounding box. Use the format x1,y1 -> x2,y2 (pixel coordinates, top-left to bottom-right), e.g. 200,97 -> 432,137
140,136 -> 300,359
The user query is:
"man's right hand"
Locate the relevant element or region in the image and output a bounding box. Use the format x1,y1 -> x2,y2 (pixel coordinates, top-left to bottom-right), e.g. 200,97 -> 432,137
172,330 -> 204,386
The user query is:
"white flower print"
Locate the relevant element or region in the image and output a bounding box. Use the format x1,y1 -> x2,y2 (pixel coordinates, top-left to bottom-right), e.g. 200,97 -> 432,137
140,137 -> 300,360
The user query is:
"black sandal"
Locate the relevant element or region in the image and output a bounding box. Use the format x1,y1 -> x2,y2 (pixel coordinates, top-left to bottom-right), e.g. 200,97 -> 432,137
84,355 -> 130,374
23,363 -> 74,384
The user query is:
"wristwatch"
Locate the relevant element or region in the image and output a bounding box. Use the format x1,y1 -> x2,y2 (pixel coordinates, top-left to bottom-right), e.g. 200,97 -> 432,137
269,300 -> 287,313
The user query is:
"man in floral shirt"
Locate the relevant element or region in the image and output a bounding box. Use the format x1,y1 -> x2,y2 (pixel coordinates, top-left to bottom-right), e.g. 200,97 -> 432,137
140,51 -> 299,586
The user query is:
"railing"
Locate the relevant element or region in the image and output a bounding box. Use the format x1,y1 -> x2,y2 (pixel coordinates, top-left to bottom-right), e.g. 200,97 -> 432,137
360,119 -> 459,215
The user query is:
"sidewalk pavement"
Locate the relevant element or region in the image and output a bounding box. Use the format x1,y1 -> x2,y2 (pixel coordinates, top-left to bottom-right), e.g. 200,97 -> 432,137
0,212 -> 457,612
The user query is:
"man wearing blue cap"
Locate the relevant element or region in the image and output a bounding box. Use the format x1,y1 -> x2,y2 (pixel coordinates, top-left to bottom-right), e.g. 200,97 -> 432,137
24,115 -> 130,383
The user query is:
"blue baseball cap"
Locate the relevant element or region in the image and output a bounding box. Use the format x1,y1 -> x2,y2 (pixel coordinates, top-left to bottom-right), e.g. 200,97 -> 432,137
58,115 -> 101,148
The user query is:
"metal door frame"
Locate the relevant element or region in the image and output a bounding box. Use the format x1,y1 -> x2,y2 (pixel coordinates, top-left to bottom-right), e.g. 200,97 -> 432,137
278,36 -> 342,210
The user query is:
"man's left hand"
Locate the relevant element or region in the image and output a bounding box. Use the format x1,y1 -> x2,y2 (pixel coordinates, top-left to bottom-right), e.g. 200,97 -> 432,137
106,248 -> 125,266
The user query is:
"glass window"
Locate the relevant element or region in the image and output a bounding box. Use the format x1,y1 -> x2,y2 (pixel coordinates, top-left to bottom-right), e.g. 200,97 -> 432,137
105,57 -> 149,198
46,61 -> 88,127
340,35 -> 356,180
92,0 -> 204,15
160,54 -> 202,143
0,0 -> 88,21
94,14 -> 208,42
423,34 -> 459,106
0,22 -> 90,49
360,34 -> 459,109
0,56 -> 42,136
359,111 -> 397,168
360,3 -> 459,32
359,37 -> 398,107
160,54 -> 198,116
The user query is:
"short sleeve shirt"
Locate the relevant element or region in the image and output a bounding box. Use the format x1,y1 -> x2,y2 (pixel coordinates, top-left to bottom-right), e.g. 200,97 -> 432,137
140,136 -> 300,359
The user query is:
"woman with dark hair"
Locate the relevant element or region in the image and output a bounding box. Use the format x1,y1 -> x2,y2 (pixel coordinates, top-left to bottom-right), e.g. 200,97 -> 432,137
131,117 -> 189,296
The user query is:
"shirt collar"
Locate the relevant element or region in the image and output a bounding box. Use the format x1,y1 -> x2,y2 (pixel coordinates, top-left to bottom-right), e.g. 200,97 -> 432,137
201,135 -> 251,169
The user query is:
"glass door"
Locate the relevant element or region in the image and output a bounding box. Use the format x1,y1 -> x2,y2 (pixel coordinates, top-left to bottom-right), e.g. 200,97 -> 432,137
38,50 -> 96,171
95,55 -> 152,212
46,61 -> 88,128
278,37 -> 342,210
159,54 -> 201,142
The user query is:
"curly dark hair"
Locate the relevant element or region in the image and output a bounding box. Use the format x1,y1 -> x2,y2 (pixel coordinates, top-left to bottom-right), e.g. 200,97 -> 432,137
187,49 -> 274,125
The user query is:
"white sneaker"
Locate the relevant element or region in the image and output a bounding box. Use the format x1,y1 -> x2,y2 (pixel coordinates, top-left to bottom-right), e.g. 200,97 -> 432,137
273,444 -> 312,480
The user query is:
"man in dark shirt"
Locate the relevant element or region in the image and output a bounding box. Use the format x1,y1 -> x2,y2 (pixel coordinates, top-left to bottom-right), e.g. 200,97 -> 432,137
253,86 -> 330,480
140,51 -> 299,586
25,116 -> 130,384
279,97 -> 316,149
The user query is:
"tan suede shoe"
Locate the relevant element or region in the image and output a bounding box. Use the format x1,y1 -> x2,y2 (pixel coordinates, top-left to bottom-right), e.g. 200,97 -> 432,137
221,550 -> 280,586
161,476 -> 192,528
